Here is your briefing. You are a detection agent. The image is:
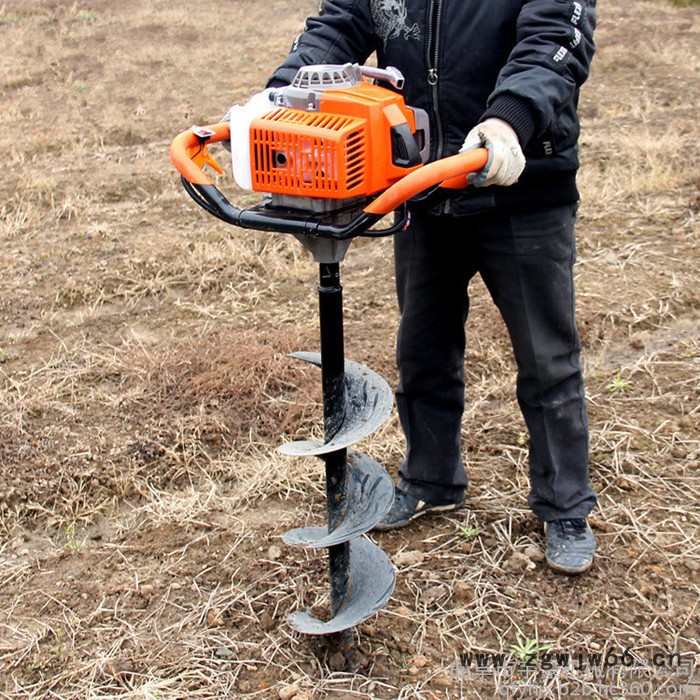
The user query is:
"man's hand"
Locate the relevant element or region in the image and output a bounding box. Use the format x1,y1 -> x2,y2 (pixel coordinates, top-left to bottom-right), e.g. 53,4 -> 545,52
459,118 -> 526,187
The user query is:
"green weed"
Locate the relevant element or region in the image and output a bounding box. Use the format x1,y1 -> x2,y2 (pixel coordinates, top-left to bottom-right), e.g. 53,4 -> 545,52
509,635 -> 552,663
606,372 -> 633,393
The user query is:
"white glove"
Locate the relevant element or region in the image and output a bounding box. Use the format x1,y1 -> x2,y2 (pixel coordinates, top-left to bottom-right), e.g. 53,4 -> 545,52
459,118 -> 526,187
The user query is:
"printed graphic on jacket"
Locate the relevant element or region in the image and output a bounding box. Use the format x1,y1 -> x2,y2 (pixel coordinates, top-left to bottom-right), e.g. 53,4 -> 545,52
370,0 -> 420,45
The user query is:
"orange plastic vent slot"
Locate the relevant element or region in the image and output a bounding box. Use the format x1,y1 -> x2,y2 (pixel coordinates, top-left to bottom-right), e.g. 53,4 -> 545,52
250,108 -> 368,199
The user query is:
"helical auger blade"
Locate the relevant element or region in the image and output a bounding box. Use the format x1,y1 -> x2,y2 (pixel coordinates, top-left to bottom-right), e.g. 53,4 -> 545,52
288,537 -> 395,635
279,352 -> 394,457
283,450 -> 394,547
280,351 -> 396,635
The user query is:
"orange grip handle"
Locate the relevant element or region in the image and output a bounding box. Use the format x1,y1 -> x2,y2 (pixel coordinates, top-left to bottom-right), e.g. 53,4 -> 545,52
170,123 -> 230,186
363,148 -> 489,216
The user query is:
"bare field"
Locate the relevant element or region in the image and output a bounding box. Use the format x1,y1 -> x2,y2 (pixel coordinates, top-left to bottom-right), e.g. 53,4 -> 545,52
0,1 -> 698,698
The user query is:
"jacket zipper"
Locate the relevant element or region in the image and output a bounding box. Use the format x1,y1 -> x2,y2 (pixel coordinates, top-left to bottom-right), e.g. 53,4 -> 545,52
426,0 -> 444,160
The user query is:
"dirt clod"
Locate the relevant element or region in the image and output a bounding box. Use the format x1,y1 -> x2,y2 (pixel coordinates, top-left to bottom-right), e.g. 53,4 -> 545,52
524,544 -> 545,562
393,550 -> 425,567
278,684 -> 301,700
453,580 -> 474,603
505,551 -> 536,573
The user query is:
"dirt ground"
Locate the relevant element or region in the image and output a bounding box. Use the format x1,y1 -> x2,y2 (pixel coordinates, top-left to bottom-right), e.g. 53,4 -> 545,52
1,0 -> 698,698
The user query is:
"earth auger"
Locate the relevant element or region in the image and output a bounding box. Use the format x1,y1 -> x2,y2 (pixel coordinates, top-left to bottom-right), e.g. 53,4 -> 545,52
170,63 -> 487,650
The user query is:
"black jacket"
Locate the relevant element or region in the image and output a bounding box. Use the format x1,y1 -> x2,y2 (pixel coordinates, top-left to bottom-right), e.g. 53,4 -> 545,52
268,0 -> 596,215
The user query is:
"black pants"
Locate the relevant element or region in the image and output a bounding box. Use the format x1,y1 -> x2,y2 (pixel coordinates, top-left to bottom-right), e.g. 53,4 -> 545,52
394,204 -> 597,521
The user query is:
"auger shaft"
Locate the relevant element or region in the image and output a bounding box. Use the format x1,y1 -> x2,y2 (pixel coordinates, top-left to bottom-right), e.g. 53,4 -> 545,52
318,262 -> 352,648
280,259 -> 395,641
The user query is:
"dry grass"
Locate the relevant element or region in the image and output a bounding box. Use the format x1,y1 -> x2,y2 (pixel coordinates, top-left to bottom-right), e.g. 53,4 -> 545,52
0,0 -> 699,697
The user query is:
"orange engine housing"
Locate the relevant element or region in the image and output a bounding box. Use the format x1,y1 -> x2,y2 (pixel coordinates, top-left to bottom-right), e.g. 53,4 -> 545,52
249,81 -> 422,200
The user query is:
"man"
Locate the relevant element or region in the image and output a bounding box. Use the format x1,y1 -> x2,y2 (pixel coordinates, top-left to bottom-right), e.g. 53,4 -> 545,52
267,0 -> 599,574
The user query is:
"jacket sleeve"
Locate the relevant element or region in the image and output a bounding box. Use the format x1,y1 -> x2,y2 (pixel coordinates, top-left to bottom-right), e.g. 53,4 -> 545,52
480,0 -> 596,147
267,0 -> 377,87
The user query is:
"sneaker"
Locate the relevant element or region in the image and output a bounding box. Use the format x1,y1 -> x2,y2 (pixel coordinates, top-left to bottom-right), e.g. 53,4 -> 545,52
545,518 -> 596,575
373,488 -> 466,531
